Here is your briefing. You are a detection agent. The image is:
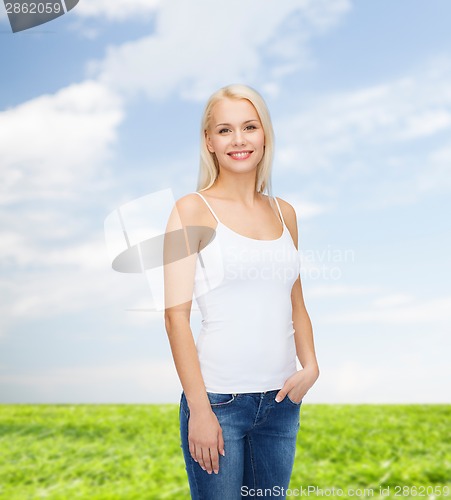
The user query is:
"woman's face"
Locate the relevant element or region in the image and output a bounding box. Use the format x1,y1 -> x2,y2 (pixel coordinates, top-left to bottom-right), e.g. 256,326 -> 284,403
205,98 -> 265,174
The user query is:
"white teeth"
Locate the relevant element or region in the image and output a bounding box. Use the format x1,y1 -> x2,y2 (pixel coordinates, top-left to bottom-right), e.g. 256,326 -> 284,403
230,152 -> 250,158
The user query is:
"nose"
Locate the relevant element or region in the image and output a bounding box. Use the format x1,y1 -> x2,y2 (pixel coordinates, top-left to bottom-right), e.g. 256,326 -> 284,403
232,130 -> 246,146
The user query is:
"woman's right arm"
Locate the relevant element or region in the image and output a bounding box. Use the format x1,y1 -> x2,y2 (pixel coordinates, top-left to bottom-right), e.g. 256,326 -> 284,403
163,194 -> 225,475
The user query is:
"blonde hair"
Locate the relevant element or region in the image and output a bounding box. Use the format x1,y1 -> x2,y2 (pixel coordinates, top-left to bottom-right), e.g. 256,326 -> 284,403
196,84 -> 275,199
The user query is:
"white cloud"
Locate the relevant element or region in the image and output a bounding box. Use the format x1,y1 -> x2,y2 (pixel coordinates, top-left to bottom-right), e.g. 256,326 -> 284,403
0,192 -> 159,326
415,143 -> 451,194
74,0 -> 160,21
298,244 -> 356,282
275,56 -> 451,203
2,261 -> 122,321
324,296 -> 451,325
293,198 -> 329,219
371,293 -> 415,308
0,237 -> 157,324
278,64 -> 451,170
0,80 -> 124,204
0,227 -> 105,270
307,284 -> 380,298
310,359 -> 450,403
277,190 -> 329,220
398,109 -> 451,140
0,80 -> 129,328
88,0 -> 350,102
0,359 -> 181,403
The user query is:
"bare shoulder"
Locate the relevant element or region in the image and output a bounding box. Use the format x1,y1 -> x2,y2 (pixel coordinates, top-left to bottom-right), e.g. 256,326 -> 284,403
173,192 -> 205,226
274,196 -> 297,224
275,196 -> 298,249
167,193 -> 216,252
163,193 -> 204,258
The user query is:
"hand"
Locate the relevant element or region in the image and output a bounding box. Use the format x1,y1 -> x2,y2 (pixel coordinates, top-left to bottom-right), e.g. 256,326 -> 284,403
188,409 -> 225,475
275,366 -> 319,404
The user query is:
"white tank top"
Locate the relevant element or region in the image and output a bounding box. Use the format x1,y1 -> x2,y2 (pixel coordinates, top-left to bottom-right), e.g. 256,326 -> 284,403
191,191 -> 300,393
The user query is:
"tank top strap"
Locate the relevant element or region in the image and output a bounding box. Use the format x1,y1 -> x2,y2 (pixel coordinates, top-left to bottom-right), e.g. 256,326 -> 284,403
272,196 -> 285,227
192,192 -> 221,224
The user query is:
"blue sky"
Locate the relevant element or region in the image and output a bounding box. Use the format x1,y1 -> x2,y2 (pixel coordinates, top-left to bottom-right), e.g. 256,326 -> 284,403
0,0 -> 450,404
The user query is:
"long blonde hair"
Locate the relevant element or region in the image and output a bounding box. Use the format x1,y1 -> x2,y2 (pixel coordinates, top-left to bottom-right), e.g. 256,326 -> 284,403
196,84 -> 275,200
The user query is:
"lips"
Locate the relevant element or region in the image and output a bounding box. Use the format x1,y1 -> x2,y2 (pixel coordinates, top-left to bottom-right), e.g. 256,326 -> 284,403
228,151 -> 253,160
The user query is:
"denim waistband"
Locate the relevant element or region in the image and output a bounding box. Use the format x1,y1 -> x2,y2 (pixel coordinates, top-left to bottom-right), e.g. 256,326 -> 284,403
229,389 -> 281,396
183,388 -> 282,397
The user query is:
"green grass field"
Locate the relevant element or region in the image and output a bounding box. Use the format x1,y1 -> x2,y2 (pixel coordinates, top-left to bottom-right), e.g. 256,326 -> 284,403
0,404 -> 449,499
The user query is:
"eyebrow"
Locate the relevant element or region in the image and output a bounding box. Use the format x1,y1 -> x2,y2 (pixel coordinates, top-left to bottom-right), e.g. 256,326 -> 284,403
215,119 -> 259,128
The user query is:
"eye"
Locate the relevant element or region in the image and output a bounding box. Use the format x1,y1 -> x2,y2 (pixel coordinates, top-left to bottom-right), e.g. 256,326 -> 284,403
218,128 -> 230,134
245,125 -> 257,131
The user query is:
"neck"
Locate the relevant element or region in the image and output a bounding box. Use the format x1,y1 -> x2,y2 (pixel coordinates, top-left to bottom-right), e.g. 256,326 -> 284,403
212,170 -> 261,205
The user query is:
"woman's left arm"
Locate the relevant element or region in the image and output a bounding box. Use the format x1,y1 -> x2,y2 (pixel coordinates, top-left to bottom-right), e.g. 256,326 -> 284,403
275,198 -> 320,403
291,276 -> 320,390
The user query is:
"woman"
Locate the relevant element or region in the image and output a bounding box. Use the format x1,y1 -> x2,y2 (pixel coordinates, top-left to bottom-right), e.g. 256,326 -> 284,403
164,84 -> 319,499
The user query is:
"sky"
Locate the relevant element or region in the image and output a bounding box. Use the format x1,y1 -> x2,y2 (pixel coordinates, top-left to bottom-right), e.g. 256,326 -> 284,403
0,0 -> 450,404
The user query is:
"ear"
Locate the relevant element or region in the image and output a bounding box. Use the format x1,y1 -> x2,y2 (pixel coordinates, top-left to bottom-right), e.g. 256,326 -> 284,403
205,130 -> 215,153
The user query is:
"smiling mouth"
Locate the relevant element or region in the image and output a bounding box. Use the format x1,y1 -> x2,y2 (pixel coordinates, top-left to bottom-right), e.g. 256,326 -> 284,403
228,151 -> 253,160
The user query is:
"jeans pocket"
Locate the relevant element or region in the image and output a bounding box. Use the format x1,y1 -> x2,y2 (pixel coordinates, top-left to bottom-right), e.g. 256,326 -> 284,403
286,394 -> 303,406
207,392 -> 236,406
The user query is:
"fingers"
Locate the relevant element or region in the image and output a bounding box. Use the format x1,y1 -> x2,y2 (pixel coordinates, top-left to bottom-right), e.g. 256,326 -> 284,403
209,447 -> 220,475
210,426 -> 225,474
275,389 -> 286,402
218,430 -> 225,458
277,387 -> 304,404
188,431 -> 224,474
200,447 -> 211,473
190,444 -> 218,474
188,440 -> 197,462
189,441 -> 207,471
193,442 -> 206,470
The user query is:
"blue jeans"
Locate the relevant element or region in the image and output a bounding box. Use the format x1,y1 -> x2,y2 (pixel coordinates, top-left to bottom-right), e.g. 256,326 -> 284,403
179,389 -> 302,499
